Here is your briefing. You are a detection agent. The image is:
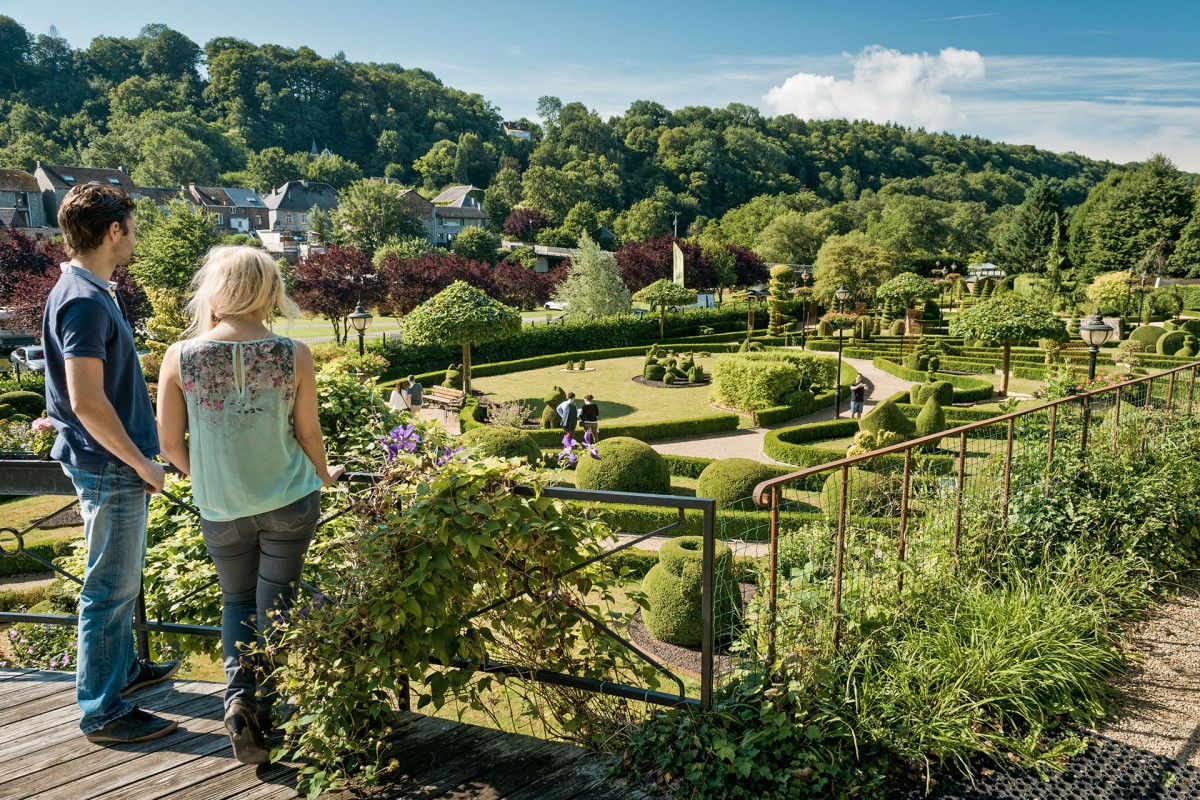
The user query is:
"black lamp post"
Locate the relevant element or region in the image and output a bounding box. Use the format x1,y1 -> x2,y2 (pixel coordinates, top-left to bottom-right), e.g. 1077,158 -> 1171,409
347,304 -> 373,357
798,268 -> 811,350
746,294 -> 756,339
834,284 -> 850,418
1080,310 -> 1114,381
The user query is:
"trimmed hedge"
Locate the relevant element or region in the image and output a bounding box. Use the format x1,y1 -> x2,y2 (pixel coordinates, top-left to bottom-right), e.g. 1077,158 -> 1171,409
662,454 -> 715,478
751,359 -> 856,426
643,536 -> 740,646
457,426 -> 542,463
872,358 -> 994,402
0,538 -> 76,579
762,419 -> 859,470
0,391 -> 46,418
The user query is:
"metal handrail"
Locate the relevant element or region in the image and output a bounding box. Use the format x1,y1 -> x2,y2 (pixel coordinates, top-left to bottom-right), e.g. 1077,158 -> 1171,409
0,465 -> 716,710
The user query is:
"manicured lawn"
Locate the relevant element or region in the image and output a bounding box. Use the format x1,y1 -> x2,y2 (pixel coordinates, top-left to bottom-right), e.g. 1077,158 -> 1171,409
471,355 -> 750,428
0,495 -> 83,547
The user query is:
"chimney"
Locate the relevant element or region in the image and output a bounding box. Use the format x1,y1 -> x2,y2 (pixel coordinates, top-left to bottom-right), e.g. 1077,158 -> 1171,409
118,166 -> 129,176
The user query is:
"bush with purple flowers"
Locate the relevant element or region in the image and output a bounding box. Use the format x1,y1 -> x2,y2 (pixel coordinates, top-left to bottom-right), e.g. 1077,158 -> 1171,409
0,623 -> 76,670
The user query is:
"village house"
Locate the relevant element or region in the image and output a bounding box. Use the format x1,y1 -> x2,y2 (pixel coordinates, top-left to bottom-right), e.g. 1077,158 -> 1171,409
33,162 -> 138,223
431,184 -> 488,247
0,168 -> 50,232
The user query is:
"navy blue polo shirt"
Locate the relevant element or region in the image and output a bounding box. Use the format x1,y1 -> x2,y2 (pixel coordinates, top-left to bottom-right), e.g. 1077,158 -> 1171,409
41,264 -> 158,471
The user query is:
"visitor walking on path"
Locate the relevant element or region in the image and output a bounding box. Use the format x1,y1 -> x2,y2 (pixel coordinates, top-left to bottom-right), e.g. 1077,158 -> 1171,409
390,375 -> 423,415
557,391 -> 579,435
41,182 -> 181,745
850,373 -> 869,419
157,246 -> 344,764
580,394 -> 600,441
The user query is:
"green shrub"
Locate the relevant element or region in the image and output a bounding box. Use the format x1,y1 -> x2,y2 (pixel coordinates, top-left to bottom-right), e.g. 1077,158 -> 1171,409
687,365 -> 705,383
914,396 -> 947,450
577,359 -> 586,369
643,363 -> 665,381
910,380 -> 954,406
540,385 -> 567,429
457,426 -> 542,464
889,319 -> 906,336
1129,325 -> 1167,349
1179,319 -> 1200,338
819,468 -> 904,519
642,537 -> 740,646
859,398 -> 916,439
696,458 -> 781,509
444,363 -> 463,389
0,391 -> 46,418
574,436 -> 671,494
663,372 -> 676,385
1156,330 -> 1188,355
872,358 -> 994,402
0,404 -> 13,420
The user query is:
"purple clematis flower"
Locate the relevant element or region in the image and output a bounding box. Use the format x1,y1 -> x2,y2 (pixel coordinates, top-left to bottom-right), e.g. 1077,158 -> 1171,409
437,444 -> 465,466
381,423 -> 421,462
582,429 -> 600,459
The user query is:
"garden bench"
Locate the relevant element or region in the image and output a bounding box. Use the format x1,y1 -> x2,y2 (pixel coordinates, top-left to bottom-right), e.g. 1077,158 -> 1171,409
425,385 -> 466,411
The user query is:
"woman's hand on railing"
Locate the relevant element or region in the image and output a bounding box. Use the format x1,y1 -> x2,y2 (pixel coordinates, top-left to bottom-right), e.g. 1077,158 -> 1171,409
322,464 -> 346,487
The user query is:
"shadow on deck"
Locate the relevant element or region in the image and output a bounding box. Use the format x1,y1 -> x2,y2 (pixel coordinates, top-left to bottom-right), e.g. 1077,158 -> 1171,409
0,669 -> 637,799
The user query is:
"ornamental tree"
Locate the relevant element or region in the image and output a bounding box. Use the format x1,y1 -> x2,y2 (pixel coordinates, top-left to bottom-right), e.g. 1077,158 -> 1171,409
950,294 -> 1066,394
876,271 -> 939,334
402,281 -> 521,393
552,234 -> 631,318
291,246 -> 382,344
636,278 -> 697,339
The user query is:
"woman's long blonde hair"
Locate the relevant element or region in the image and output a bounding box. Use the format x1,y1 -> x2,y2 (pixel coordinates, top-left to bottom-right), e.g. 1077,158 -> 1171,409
184,245 -> 300,337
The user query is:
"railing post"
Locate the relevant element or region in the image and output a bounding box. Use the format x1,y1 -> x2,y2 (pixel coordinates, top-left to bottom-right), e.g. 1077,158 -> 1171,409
897,449 -> 912,594
1163,371 -> 1177,436
953,431 -> 967,564
1140,376 -> 1153,457
1046,403 -> 1057,477
700,498 -> 715,711
1080,395 -> 1091,457
832,466 -> 849,652
1000,417 -> 1014,532
1189,366 -> 1197,417
767,486 -> 780,672
135,586 -> 151,661
1112,381 -> 1122,455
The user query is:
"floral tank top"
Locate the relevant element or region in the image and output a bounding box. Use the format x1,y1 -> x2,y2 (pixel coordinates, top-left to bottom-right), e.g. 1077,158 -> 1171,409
179,336 -> 321,522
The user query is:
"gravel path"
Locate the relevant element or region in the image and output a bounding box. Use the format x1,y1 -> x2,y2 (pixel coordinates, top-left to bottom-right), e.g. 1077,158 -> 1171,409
650,356 -> 915,464
1098,571 -> 1200,766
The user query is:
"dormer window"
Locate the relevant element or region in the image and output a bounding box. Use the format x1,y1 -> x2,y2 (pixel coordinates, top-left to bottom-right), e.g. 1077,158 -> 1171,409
62,175 -> 75,182
108,177 -> 121,185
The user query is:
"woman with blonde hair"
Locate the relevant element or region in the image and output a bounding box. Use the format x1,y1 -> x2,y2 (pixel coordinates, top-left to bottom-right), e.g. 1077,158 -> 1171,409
157,246 -> 343,764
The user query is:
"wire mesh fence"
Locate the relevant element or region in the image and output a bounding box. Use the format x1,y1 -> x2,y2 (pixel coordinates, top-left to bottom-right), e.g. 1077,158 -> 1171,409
731,362 -> 1200,692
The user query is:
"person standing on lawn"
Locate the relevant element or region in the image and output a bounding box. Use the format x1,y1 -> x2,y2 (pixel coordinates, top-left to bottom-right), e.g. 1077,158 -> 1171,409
556,391 -> 579,435
579,394 -> 600,441
157,245 -> 344,764
41,182 -> 180,745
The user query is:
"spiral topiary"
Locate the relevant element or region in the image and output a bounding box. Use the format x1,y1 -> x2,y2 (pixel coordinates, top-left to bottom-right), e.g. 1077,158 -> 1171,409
458,426 -> 542,464
642,536 -> 741,646
575,436 -> 671,494
696,458 -> 780,509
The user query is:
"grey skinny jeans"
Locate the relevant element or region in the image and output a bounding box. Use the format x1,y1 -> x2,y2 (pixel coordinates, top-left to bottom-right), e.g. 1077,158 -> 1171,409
201,490 -> 320,712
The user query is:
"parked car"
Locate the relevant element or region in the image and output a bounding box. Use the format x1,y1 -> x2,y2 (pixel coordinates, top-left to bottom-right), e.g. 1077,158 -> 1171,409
10,346 -> 46,374
543,301 -> 568,311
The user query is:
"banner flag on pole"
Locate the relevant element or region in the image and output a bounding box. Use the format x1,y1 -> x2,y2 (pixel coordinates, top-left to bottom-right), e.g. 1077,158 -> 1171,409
672,242 -> 685,286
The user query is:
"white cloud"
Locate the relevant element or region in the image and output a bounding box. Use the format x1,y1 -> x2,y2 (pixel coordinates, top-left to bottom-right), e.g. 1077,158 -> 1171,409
762,46 -> 985,130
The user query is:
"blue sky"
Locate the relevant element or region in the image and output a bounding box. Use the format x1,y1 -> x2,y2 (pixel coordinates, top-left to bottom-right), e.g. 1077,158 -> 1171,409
7,1 -> 1200,170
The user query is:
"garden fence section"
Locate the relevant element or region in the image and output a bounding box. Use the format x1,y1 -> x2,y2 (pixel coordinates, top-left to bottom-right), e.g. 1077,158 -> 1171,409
737,361 -> 1200,688
0,471 -> 717,731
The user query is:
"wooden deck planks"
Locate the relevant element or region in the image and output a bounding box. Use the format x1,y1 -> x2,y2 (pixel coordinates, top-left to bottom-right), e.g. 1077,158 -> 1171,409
0,670 -> 637,799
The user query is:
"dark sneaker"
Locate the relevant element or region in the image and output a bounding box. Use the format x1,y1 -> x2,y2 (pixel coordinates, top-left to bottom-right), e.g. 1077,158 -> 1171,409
225,699 -> 270,765
85,706 -> 179,743
121,658 -> 181,697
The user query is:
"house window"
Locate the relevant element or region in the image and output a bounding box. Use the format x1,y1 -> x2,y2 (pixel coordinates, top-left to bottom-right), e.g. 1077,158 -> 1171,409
62,175 -> 75,183
286,214 -> 293,224
215,214 -> 224,225
107,178 -> 121,185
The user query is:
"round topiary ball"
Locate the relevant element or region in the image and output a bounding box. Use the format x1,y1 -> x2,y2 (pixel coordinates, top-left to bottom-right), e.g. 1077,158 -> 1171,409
643,536 -> 741,647
458,426 -> 542,464
1130,325 -> 1168,350
575,436 -> 671,494
696,458 -> 779,510
0,391 -> 46,418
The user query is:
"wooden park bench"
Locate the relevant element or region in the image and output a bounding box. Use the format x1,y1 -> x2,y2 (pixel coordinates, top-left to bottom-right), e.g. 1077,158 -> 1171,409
424,384 -> 466,411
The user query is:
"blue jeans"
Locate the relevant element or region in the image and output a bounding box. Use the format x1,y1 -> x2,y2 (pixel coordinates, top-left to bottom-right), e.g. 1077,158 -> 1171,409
200,491 -> 319,713
63,459 -> 151,734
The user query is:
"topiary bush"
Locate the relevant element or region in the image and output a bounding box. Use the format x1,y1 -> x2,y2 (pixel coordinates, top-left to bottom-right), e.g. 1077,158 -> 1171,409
643,363 -> 666,381
457,426 -> 542,464
0,391 -> 46,418
663,372 -> 677,385
696,458 -> 780,509
575,436 -> 671,494
642,536 -> 740,647
444,363 -> 463,389
889,319 -> 906,336
1129,325 -> 1167,350
910,380 -> 954,406
859,398 -> 915,439
819,468 -> 904,519
1156,330 -> 1189,355
540,385 -> 567,428
688,365 -> 705,383
914,396 -> 947,451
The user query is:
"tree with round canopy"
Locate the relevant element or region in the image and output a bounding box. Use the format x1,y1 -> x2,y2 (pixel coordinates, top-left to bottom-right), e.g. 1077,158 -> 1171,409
876,271 -> 939,334
402,281 -> 521,394
950,294 -> 1066,394
635,278 -> 697,339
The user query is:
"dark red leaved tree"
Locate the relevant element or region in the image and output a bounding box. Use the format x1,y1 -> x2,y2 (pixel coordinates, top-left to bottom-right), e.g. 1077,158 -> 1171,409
502,208 -> 550,241
615,235 -> 715,293
291,246 -> 382,344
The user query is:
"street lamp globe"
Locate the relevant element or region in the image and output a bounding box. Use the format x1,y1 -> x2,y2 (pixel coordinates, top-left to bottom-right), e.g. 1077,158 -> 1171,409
834,285 -> 850,302
347,304 -> 373,358
1079,311 -> 1113,349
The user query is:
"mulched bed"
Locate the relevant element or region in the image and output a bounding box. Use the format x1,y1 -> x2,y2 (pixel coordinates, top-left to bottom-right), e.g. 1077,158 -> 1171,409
625,583 -> 756,679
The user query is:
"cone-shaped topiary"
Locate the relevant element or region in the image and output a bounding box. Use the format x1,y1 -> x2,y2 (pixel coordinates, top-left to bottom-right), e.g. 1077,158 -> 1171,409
696,458 -> 780,509
914,396 -> 947,451
575,436 -> 671,494
540,385 -> 567,428
642,536 -> 740,646
859,398 -> 915,438
458,426 -> 542,464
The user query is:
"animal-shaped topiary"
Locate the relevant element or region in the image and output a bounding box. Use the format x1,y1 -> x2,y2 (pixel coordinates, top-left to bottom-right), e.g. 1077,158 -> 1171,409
642,537 -> 741,646
540,385 -> 567,428
859,398 -> 916,439
910,380 -> 954,406
643,363 -> 667,381
444,363 -> 463,389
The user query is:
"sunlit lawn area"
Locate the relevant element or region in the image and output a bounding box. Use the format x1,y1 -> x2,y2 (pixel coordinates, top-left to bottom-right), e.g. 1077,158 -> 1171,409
471,355 -> 750,428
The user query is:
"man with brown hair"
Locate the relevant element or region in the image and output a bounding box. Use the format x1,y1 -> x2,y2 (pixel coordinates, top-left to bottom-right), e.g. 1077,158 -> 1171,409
42,183 -> 180,744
